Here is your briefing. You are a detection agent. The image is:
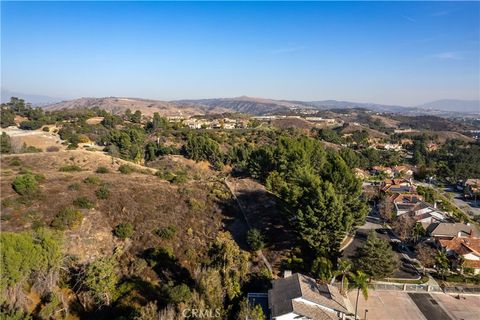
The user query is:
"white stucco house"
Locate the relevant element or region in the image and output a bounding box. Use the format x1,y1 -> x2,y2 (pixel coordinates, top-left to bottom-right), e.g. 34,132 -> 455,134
268,273 -> 351,320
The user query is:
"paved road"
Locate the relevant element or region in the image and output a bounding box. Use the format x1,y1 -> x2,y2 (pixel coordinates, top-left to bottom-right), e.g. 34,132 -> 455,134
342,216 -> 418,279
408,293 -> 452,320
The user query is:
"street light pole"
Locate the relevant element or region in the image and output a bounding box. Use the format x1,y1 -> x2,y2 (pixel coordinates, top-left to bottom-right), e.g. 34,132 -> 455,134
365,309 -> 369,320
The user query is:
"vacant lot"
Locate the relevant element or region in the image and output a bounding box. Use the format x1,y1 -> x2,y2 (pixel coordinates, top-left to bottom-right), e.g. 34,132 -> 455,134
226,177 -> 296,275
1,126 -> 64,151
1,151 -> 234,272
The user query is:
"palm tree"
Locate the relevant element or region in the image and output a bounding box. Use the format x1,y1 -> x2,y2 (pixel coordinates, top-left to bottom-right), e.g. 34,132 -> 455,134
333,259 -> 352,294
350,271 -> 369,320
435,249 -> 450,280
412,223 -> 425,244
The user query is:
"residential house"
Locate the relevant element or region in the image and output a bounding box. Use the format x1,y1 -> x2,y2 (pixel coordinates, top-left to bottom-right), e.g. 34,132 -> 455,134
464,179 -> 480,199
410,201 -> 446,225
371,166 -> 394,178
392,165 -> 413,177
389,193 -> 424,215
353,168 -> 369,180
427,223 -> 479,240
268,273 -> 351,320
381,179 -> 415,194
437,237 -> 480,275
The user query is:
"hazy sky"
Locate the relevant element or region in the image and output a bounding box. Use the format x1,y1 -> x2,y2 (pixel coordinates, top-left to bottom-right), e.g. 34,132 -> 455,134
1,1 -> 479,106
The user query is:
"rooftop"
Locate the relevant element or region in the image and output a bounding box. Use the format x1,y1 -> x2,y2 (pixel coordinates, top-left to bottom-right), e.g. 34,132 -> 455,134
268,273 -> 349,318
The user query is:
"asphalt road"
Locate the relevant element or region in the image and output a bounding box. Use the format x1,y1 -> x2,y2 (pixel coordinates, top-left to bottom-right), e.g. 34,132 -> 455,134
408,293 -> 452,320
342,217 -> 419,279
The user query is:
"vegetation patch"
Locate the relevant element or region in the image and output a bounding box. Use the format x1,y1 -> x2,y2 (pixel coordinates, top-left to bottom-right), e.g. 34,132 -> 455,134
73,196 -> 95,209
95,166 -> 110,174
83,176 -> 102,185
51,207 -> 83,230
95,185 -> 110,199
113,223 -> 134,239
247,228 -> 265,251
12,173 -> 38,196
154,225 -> 177,240
118,164 -> 134,174
59,165 -> 83,172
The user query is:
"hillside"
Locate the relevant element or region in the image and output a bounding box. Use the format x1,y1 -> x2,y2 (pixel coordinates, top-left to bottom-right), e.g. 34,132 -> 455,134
416,99 -> 480,114
43,97 -> 229,117
174,96 -> 299,115
40,96 -> 480,117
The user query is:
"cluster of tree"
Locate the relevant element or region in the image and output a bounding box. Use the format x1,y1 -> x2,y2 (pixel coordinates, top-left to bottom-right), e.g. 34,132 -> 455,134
247,135 -> 368,264
182,133 -> 223,167
124,109 -> 142,123
1,229 -> 62,315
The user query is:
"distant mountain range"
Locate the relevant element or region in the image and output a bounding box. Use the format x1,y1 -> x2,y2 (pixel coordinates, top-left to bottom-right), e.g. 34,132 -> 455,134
1,88 -> 63,105
416,99 -> 479,113
2,89 -> 479,116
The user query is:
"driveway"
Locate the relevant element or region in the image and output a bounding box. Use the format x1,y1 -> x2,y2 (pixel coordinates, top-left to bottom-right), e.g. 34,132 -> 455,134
342,216 -> 419,279
408,293 -> 451,320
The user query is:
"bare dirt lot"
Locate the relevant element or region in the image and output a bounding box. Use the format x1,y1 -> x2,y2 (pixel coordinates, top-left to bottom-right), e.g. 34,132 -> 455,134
1,126 -> 64,152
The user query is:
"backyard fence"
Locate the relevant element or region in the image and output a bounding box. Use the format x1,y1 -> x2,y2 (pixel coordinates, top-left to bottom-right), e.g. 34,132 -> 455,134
370,283 -> 443,293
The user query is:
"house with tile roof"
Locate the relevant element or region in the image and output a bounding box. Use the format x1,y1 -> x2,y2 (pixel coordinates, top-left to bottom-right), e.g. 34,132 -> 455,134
268,273 -> 352,320
381,179 -> 415,194
437,237 -> 480,275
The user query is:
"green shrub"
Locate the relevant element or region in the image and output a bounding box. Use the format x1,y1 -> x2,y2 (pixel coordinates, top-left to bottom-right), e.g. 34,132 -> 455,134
95,185 -> 110,199
154,225 -> 177,240
1,214 -> 12,221
96,166 -> 110,174
20,144 -> 42,153
168,283 -> 192,304
9,157 -> 22,166
51,207 -> 83,230
171,172 -> 188,184
12,174 -> 38,196
113,223 -> 134,239
118,164 -> 134,174
42,127 -> 50,132
187,198 -> 206,212
73,196 -> 95,209
84,176 -> 101,185
59,165 -> 82,172
68,183 -> 81,191
155,170 -> 175,181
247,228 -> 265,251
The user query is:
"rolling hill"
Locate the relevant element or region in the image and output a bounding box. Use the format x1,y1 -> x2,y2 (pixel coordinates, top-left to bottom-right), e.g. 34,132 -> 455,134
43,97 -> 229,117
37,95 -> 480,117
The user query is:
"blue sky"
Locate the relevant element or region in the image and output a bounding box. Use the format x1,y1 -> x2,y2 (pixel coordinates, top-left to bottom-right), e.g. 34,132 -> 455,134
1,1 -> 479,105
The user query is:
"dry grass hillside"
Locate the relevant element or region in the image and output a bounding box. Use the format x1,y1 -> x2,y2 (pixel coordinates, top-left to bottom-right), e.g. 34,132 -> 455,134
340,122 -> 388,139
0,151 -> 237,275
44,97 -> 229,117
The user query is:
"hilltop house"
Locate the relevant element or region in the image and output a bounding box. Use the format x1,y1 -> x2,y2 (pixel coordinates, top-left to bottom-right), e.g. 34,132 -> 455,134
268,273 -> 351,320
437,237 -> 480,275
